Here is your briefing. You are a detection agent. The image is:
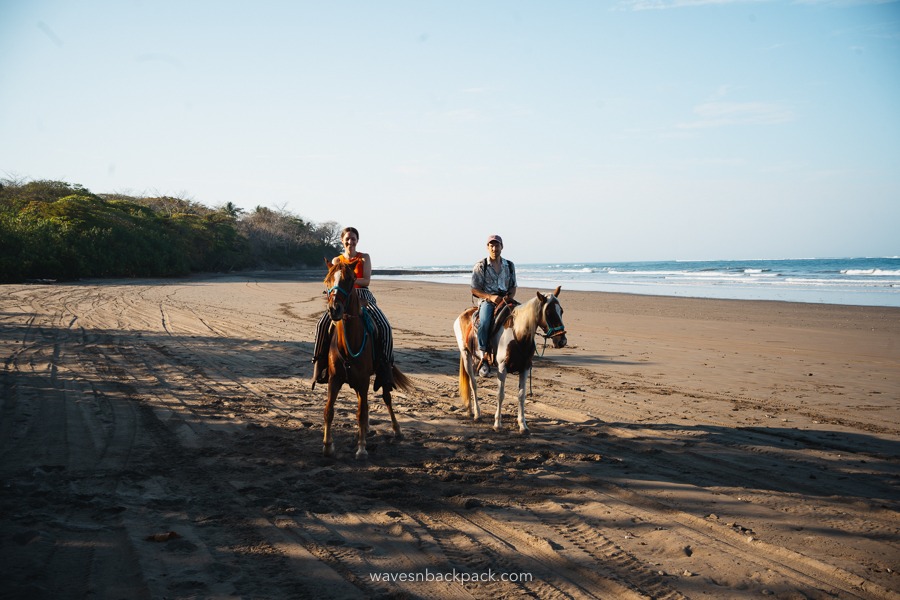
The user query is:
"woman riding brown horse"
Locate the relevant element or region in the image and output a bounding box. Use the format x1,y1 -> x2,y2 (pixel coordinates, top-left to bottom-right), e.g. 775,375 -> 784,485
321,259 -> 411,459
311,227 -> 396,392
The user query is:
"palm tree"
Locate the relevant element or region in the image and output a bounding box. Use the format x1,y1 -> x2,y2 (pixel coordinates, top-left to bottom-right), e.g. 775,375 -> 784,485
219,201 -> 244,218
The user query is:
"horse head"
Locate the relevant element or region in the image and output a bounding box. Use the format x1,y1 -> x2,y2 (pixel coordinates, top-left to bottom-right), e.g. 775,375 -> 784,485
537,285 -> 567,349
324,258 -> 358,322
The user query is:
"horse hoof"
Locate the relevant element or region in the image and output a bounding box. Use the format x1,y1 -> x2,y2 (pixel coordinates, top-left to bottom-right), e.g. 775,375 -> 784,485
355,449 -> 369,460
518,427 -> 530,437
323,443 -> 335,457
392,431 -> 404,442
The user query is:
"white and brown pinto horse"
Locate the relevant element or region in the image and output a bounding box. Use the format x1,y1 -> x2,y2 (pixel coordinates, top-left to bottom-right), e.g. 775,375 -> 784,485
321,259 -> 411,459
453,286 -> 567,434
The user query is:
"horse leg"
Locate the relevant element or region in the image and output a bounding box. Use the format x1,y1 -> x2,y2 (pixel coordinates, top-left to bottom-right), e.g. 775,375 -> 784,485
517,370 -> 530,435
381,389 -> 403,441
493,366 -> 507,432
457,353 -> 470,417
323,379 -> 338,457
355,387 -> 369,460
467,351 -> 481,422
454,316 -> 481,422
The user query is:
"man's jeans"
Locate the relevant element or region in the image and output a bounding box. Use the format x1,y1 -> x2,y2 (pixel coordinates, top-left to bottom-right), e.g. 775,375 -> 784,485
478,300 -> 495,352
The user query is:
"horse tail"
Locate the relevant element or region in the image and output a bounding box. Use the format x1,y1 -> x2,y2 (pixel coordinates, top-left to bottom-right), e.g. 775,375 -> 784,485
459,354 -> 472,413
391,365 -> 414,392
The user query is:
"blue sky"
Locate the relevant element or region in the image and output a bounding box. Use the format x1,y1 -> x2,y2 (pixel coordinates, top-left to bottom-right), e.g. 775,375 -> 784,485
2,1 -> 898,267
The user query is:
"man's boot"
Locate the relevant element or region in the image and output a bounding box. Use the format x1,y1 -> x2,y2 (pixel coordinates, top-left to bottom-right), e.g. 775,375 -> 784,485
310,356 -> 329,390
478,351 -> 492,377
373,350 -> 394,393
310,322 -> 333,390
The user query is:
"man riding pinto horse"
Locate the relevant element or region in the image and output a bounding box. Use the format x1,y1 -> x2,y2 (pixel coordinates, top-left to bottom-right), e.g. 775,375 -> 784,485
471,234 -> 517,376
455,235 -> 568,433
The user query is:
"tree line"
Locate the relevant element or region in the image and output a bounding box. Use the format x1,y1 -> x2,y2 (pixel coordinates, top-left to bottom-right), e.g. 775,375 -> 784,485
0,178 -> 343,283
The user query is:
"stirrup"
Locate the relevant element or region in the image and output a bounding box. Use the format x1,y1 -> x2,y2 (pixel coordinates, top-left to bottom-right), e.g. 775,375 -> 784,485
477,351 -> 492,376
477,357 -> 491,377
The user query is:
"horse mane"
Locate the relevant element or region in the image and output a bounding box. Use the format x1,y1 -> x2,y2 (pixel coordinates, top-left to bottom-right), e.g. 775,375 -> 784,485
511,296 -> 543,340
325,259 -> 361,355
324,259 -> 360,291
323,260 -> 347,286
323,261 -> 339,287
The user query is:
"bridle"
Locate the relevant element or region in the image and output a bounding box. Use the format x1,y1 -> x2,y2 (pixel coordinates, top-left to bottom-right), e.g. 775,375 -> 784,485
537,295 -> 567,356
325,261 -> 356,314
525,294 -> 567,394
540,296 -> 566,338
326,282 -> 350,306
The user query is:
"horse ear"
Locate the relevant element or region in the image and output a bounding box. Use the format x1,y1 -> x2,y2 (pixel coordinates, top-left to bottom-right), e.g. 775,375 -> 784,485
553,285 -> 562,297
536,291 -> 546,302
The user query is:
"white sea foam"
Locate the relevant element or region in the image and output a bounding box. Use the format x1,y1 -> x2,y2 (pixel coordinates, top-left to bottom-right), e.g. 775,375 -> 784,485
609,269 -> 690,276
379,258 -> 900,307
842,269 -> 900,276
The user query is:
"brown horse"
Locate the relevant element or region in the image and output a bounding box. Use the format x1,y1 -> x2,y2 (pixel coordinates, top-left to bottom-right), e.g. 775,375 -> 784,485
321,259 -> 412,458
453,286 -> 567,434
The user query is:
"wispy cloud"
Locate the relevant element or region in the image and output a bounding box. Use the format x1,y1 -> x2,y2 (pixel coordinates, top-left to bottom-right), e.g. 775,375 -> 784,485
441,108 -> 485,123
620,0 -> 897,9
677,101 -> 794,128
793,0 -> 899,6
37,21 -> 64,47
619,0 -> 897,10
394,161 -> 429,176
618,0 -> 768,11
135,53 -> 184,69
676,156 -> 749,167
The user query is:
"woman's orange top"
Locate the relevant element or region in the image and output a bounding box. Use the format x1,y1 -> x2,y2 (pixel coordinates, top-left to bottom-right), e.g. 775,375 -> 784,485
338,254 -> 366,288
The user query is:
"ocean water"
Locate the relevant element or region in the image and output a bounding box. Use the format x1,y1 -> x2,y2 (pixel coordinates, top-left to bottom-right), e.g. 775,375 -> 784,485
377,257 -> 900,307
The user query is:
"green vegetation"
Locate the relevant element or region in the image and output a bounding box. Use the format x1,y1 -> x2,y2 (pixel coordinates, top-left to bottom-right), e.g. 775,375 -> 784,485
0,179 -> 342,283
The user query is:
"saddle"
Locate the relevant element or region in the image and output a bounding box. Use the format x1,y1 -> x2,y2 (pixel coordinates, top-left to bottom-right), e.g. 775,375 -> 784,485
470,298 -> 518,357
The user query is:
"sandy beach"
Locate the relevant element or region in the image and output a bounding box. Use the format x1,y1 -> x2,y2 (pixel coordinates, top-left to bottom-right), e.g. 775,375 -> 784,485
1,274 -> 898,599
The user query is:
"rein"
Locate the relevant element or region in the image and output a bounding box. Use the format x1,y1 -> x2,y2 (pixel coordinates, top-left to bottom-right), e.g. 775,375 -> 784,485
341,306 -> 371,359
531,298 -> 567,394
329,285 -> 370,360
